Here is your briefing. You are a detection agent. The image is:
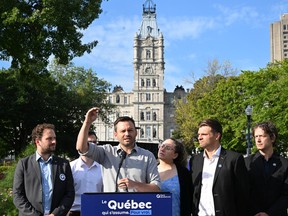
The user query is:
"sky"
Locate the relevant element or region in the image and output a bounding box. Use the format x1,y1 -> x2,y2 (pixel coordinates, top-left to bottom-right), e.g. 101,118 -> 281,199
1,0 -> 288,92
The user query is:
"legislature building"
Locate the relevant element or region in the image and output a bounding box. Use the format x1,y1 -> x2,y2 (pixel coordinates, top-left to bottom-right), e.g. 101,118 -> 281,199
94,0 -> 188,144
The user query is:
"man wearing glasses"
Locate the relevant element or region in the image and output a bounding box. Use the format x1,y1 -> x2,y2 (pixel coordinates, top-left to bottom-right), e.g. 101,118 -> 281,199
68,131 -> 103,216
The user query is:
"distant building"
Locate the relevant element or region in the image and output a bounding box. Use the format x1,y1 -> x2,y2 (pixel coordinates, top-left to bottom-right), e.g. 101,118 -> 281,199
270,14 -> 288,62
94,0 -> 187,143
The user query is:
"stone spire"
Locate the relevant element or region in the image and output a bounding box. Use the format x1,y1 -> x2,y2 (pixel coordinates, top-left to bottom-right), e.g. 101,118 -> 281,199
138,0 -> 160,39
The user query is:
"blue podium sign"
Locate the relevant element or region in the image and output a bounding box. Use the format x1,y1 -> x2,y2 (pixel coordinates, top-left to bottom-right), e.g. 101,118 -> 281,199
81,192 -> 172,216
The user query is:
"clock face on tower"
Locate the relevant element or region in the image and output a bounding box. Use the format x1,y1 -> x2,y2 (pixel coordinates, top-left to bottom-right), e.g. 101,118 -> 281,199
144,67 -> 153,74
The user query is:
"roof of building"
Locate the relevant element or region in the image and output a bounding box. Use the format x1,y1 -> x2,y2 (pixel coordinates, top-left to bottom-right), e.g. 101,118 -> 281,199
138,0 -> 161,39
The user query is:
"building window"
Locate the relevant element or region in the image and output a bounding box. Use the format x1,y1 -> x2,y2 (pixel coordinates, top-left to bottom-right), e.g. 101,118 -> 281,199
140,128 -> 144,138
152,79 -> 156,87
140,112 -> 144,120
146,50 -> 151,59
153,128 -> 157,138
146,79 -> 151,87
124,96 -> 127,104
146,93 -> 151,101
146,111 -> 151,121
116,95 -> 120,103
284,25 -> 287,30
153,112 -> 157,121
141,79 -> 145,87
146,126 -> 151,140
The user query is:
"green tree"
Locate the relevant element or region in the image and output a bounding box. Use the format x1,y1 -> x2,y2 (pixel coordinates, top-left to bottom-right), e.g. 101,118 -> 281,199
0,0 -> 105,69
0,63 -> 114,158
175,60 -> 288,155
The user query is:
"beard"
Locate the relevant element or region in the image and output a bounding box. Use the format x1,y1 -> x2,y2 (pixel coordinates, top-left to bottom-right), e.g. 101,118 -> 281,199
41,144 -> 56,155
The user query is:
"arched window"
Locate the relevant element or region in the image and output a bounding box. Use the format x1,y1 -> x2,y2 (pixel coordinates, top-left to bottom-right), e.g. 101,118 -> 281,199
146,50 -> 151,59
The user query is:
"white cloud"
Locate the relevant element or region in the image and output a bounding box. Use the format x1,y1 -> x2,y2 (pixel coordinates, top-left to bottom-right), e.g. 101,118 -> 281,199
72,3 -> 273,92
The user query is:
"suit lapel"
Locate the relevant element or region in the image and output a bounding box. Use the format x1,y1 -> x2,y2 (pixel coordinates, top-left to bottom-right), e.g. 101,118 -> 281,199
213,148 -> 226,185
32,154 -> 42,182
51,155 -> 57,186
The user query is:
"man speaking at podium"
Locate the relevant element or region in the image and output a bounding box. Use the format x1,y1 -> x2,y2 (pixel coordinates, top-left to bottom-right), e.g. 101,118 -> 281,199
76,107 -> 161,192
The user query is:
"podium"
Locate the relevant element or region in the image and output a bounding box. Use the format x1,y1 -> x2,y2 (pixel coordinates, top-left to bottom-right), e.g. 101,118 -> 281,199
81,192 -> 172,216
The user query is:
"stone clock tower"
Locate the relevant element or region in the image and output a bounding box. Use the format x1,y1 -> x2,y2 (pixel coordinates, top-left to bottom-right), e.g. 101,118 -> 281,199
133,0 -> 165,142
94,0 -> 187,143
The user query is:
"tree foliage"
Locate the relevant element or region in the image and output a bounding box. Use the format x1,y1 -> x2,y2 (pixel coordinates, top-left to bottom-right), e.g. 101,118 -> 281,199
0,63 -> 114,158
0,0 -> 105,68
175,60 -> 288,155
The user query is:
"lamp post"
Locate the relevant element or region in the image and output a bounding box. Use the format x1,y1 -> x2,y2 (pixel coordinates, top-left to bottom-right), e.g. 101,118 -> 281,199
245,105 -> 253,156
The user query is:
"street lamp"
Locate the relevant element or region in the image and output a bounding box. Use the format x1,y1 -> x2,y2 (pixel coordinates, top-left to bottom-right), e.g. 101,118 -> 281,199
245,105 -> 253,156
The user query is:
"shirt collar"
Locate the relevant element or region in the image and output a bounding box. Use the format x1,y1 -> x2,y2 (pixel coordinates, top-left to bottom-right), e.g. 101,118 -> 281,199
116,143 -> 138,156
79,156 -> 100,168
203,145 -> 221,159
36,151 -> 53,163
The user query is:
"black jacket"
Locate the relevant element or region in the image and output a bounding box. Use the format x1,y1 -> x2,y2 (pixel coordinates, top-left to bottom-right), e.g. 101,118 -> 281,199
245,152 -> 288,216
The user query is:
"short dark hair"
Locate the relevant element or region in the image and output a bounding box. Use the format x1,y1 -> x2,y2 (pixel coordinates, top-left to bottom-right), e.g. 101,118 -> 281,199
88,131 -> 96,137
88,131 -> 98,140
252,121 -> 278,145
113,116 -> 136,132
198,119 -> 222,140
32,123 -> 55,145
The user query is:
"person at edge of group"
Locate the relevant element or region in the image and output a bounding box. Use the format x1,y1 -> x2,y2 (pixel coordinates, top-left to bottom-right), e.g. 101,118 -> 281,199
67,131 -> 103,216
190,118 -> 250,216
245,121 -> 288,216
76,107 -> 161,192
13,123 -> 75,216
157,138 -> 193,216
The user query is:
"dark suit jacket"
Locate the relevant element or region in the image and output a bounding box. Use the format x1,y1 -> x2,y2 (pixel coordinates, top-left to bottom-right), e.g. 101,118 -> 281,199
190,147 -> 249,216
245,152 -> 288,216
176,165 -> 194,216
13,153 -> 75,216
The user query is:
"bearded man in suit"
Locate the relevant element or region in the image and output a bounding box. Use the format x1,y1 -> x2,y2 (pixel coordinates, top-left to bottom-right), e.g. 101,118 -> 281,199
13,123 -> 75,216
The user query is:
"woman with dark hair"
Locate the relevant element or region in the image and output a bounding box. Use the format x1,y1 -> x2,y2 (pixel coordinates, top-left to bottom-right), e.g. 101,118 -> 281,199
157,138 -> 193,216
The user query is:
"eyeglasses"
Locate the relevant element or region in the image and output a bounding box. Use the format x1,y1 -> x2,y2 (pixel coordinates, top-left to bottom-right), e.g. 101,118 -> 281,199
158,143 -> 175,151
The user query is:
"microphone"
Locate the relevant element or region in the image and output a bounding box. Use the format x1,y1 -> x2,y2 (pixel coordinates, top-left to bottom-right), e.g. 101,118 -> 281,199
115,150 -> 127,192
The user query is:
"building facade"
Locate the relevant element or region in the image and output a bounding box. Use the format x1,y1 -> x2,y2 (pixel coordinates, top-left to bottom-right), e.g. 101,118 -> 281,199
270,14 -> 288,62
94,0 -> 187,143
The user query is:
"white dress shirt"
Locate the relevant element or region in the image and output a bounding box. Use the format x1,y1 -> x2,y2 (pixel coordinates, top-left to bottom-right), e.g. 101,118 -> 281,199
198,146 -> 221,216
70,157 -> 103,211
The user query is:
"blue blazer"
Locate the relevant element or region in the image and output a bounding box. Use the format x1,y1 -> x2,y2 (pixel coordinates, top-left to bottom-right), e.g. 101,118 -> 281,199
13,153 -> 75,216
190,147 -> 250,216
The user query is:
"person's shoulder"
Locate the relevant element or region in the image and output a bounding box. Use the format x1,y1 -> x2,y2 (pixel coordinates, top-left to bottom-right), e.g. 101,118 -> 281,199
70,157 -> 80,166
278,154 -> 288,165
53,155 -> 70,164
222,148 -> 243,157
136,146 -> 156,158
17,154 -> 35,163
